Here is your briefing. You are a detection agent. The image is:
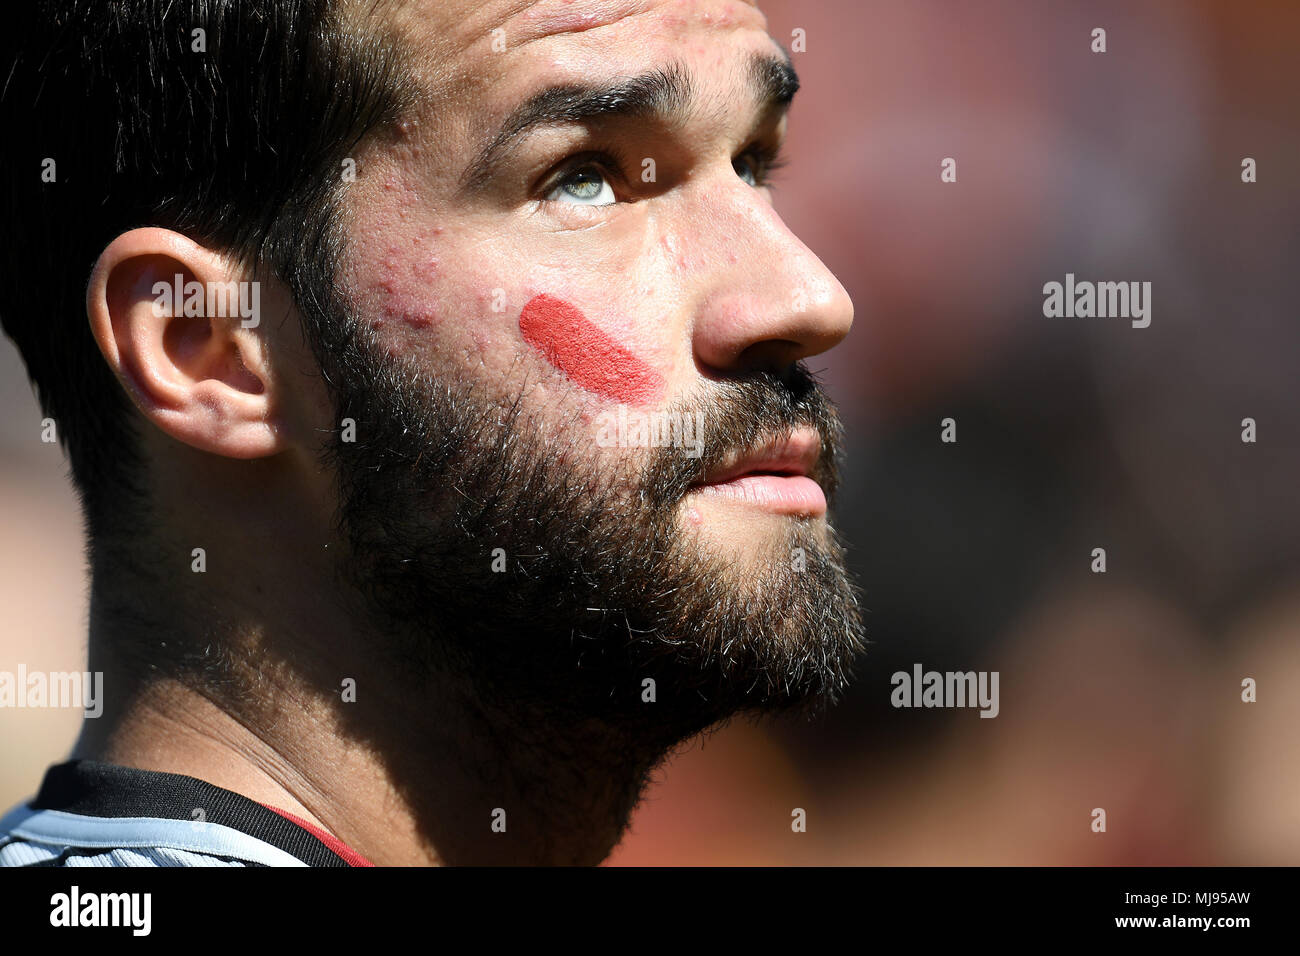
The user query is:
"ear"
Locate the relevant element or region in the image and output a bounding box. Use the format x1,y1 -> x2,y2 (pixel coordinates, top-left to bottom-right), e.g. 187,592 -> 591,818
86,228 -> 287,459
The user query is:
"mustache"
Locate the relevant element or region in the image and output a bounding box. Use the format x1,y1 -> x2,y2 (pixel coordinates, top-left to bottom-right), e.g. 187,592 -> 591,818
643,364 -> 844,505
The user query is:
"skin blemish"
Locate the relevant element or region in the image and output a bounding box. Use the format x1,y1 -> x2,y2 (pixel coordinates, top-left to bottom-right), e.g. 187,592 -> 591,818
519,293 -> 664,406
370,235 -> 441,329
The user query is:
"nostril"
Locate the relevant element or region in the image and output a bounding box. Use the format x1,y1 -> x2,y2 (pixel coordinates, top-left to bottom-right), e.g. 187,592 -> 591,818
734,338 -> 802,374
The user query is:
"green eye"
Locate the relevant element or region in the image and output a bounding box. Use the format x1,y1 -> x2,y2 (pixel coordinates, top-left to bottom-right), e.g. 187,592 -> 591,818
734,146 -> 787,188
733,154 -> 760,187
549,165 -> 616,205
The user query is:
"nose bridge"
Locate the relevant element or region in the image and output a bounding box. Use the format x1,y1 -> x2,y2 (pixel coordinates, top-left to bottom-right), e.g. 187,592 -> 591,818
686,176 -> 854,371
707,181 -> 815,304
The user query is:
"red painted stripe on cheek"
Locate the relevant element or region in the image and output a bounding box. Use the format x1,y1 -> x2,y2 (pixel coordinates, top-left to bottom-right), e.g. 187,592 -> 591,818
519,294 -> 664,405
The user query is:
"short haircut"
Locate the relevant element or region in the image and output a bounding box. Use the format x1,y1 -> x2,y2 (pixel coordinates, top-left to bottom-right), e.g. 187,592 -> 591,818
0,1 -> 414,545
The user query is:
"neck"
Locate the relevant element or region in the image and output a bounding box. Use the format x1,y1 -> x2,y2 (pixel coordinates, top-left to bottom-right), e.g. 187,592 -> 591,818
74,580 -> 664,866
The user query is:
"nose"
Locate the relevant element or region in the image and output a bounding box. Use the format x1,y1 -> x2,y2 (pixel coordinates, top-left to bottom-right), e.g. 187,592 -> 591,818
686,175 -> 854,377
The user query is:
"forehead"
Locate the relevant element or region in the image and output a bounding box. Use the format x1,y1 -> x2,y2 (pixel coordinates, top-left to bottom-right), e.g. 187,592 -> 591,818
384,0 -> 778,126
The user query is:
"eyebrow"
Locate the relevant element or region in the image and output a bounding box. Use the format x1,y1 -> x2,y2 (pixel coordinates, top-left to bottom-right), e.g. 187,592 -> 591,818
459,48 -> 799,193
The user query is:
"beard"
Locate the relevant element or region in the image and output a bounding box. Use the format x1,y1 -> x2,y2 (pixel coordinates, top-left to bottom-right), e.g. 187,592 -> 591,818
314,300 -> 866,760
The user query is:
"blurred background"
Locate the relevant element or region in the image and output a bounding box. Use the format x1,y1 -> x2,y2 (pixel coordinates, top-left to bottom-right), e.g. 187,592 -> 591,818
3,0 -> 1298,864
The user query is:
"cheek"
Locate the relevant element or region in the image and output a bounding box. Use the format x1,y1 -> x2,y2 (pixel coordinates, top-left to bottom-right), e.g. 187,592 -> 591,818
519,293 -> 664,407
368,234 -> 444,329
348,176 -> 445,330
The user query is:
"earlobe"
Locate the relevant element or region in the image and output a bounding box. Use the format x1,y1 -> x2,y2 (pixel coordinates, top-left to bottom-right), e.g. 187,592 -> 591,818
86,227 -> 285,460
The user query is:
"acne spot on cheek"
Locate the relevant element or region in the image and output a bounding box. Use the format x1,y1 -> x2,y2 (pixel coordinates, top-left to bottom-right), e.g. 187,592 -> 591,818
372,238 -> 441,329
519,294 -> 664,406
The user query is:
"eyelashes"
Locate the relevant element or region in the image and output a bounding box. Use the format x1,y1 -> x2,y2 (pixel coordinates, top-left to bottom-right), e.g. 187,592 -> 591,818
537,139 -> 790,207
735,142 -> 789,189
540,147 -> 634,207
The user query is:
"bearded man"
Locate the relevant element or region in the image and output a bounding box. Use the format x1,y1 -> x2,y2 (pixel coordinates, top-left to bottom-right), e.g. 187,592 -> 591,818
0,0 -> 863,866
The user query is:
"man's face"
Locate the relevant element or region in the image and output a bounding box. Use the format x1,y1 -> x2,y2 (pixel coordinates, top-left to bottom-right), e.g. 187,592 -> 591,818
323,0 -> 863,745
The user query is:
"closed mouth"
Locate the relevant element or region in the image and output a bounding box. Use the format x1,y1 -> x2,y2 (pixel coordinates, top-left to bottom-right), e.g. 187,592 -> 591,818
688,428 -> 826,516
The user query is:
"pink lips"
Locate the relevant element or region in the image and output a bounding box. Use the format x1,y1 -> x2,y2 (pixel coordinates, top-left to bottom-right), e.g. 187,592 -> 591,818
694,474 -> 827,515
689,428 -> 827,516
